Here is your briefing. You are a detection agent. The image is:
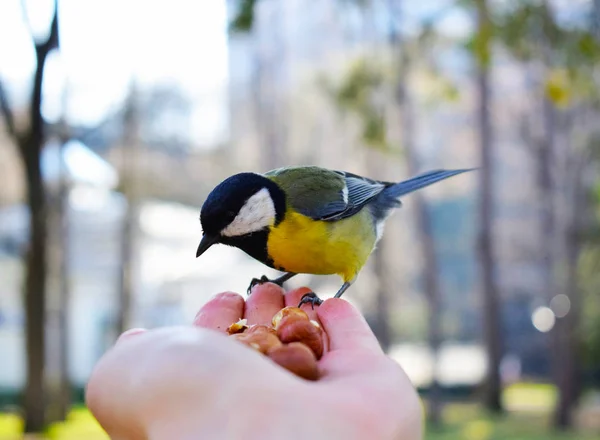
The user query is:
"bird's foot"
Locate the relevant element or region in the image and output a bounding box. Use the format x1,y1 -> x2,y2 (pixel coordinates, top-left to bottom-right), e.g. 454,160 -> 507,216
247,272 -> 297,295
298,292 -> 323,310
247,275 -> 271,295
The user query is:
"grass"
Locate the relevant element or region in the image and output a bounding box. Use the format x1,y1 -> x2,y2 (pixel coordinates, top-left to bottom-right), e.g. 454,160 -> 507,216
0,383 -> 597,439
0,408 -> 108,440
426,403 -> 596,440
425,382 -> 598,440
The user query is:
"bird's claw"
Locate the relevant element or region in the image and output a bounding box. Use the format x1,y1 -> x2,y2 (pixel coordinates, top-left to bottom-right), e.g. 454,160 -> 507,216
247,275 -> 271,295
298,292 -> 323,310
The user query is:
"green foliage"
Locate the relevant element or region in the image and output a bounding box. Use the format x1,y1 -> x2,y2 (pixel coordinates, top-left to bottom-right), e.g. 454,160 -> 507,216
579,184 -> 600,369
492,0 -> 600,106
579,250 -> 600,369
471,22 -> 493,69
493,0 -> 562,61
544,69 -> 572,107
229,0 -> 259,33
228,0 -> 375,33
462,0 -> 494,68
412,24 -> 461,105
456,0 -> 600,108
333,58 -> 383,110
321,57 -> 390,150
419,67 -> 461,108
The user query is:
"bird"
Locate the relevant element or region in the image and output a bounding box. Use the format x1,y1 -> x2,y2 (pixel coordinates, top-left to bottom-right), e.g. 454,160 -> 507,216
195,165 -> 473,308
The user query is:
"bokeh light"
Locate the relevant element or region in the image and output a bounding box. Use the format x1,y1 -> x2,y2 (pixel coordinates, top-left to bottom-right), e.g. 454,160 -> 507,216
550,294 -> 571,318
532,306 -> 556,333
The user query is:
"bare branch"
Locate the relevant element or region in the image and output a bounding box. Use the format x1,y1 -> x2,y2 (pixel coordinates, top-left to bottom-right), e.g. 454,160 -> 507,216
0,79 -> 18,139
28,0 -> 59,150
40,0 -> 60,53
20,0 -> 59,51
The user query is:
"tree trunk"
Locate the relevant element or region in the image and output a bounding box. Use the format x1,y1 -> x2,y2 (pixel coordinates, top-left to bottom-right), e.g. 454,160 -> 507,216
20,2 -> 59,431
403,120 -> 444,427
399,65 -> 443,429
0,3 -> 57,429
475,0 -> 503,414
386,0 -> 443,424
552,151 -> 586,429
22,147 -> 48,432
538,72 -> 563,404
538,90 -> 556,303
116,199 -> 135,336
56,133 -> 71,420
46,134 -> 71,424
593,0 -> 600,40
553,243 -> 579,428
253,1 -> 286,171
116,91 -> 140,336
366,144 -> 392,352
360,1 -> 392,354
370,234 -> 392,352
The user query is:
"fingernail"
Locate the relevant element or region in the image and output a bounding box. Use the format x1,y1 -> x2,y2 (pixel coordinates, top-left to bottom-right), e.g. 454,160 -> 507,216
116,328 -> 147,344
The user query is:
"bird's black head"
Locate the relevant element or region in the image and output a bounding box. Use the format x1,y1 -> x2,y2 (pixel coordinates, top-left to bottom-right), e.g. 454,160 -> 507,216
196,172 -> 286,258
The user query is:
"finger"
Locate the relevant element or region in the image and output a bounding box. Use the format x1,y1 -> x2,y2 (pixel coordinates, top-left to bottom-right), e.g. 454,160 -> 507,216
317,298 -> 382,354
244,282 -> 285,325
193,291 -> 245,332
284,287 -> 319,321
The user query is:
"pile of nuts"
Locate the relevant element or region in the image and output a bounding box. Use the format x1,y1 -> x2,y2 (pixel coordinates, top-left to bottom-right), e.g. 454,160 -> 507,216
227,307 -> 324,380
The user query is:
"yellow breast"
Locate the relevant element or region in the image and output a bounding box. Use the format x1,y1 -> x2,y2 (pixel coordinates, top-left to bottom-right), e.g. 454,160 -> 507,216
266,209 -> 377,282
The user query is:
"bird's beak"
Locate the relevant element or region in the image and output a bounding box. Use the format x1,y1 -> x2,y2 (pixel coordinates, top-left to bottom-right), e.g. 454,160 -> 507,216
196,234 -> 219,258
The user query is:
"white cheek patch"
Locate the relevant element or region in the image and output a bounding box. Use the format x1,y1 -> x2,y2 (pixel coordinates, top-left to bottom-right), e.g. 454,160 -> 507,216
221,188 -> 276,237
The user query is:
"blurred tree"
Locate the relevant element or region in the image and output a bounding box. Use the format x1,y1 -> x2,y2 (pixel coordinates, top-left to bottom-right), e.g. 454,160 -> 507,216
229,0 -> 259,33
471,0 -> 504,414
595,0 -> 600,40
0,0 -> 59,432
229,0 -> 396,357
230,0 -> 289,170
500,0 -> 562,417
138,85 -> 193,153
115,86 -> 141,336
494,0 -> 600,427
369,239 -> 392,351
258,1 -> 288,170
580,191 -> 600,376
46,119 -> 72,423
319,8 -> 462,424
584,0 -> 600,376
322,56 -> 393,350
322,57 -> 388,151
387,0 -> 444,426
362,0 -> 392,354
54,116 -> 72,422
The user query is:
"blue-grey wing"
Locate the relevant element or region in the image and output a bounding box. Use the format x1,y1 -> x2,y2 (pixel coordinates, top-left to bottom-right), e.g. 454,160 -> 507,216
325,171 -> 388,220
265,166 -> 387,221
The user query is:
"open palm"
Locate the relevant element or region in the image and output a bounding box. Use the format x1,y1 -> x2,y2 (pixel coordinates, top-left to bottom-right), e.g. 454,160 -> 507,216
86,283 -> 422,440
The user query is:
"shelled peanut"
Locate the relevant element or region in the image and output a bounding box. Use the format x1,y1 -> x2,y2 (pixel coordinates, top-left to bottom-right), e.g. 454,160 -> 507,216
226,307 -> 324,381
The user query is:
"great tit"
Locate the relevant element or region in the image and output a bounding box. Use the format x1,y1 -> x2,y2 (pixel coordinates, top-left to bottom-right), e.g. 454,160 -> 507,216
196,166 -> 472,307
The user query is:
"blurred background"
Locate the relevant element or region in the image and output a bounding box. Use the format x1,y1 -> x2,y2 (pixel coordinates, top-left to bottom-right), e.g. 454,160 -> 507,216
0,0 -> 599,438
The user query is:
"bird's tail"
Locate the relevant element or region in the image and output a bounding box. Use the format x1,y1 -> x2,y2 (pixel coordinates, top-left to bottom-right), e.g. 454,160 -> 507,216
369,168 -> 474,220
384,168 -> 474,200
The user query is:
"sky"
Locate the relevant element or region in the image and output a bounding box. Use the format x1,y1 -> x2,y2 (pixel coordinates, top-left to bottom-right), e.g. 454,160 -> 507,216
0,0 -> 229,146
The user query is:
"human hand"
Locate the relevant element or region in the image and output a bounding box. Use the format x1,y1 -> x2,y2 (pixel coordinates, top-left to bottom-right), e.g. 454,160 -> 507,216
86,284 -> 423,440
